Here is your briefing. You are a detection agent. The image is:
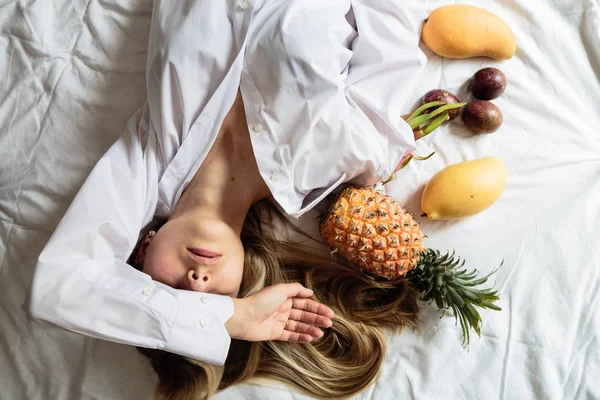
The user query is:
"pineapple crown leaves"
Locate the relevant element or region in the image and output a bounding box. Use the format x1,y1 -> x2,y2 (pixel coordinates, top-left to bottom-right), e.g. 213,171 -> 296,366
406,249 -> 502,346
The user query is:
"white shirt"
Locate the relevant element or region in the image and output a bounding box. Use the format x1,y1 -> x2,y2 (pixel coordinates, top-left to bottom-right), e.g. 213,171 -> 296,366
26,0 -> 426,365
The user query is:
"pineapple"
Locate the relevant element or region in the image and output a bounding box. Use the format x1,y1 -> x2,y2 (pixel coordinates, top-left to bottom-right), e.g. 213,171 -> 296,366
319,185 -> 424,279
319,185 -> 501,344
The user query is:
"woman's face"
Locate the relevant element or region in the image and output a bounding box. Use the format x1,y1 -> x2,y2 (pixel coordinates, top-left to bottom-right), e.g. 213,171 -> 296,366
140,215 -> 245,297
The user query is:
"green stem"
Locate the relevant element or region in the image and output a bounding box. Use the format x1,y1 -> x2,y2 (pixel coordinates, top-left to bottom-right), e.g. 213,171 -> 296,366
428,102 -> 466,120
407,101 -> 446,121
411,102 -> 465,140
416,113 -> 450,140
380,173 -> 395,186
411,151 -> 436,161
381,151 -> 436,185
398,150 -> 436,171
408,113 -> 433,130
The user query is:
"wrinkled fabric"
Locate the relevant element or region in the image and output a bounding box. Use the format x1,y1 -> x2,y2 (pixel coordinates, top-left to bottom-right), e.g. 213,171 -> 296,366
1,0 -> 599,399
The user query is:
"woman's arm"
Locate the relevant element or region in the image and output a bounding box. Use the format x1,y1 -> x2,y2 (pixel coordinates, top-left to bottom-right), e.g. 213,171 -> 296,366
25,109 -> 235,365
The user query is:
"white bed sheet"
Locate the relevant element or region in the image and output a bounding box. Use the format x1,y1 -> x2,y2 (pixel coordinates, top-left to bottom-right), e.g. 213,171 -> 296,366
1,0 -> 599,399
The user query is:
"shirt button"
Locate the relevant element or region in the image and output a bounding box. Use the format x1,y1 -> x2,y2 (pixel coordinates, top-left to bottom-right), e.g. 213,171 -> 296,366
270,172 -> 281,182
142,287 -> 153,297
200,295 -> 209,304
199,318 -> 209,327
252,123 -> 263,133
239,1 -> 249,10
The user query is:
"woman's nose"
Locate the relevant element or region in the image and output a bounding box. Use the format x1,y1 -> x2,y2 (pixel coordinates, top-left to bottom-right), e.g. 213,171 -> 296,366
187,268 -> 209,291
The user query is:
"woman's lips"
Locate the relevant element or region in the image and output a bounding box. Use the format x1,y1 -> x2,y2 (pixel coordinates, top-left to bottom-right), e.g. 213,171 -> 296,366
187,248 -> 222,265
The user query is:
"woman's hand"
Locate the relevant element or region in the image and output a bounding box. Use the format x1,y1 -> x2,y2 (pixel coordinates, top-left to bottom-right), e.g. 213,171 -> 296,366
225,283 -> 335,343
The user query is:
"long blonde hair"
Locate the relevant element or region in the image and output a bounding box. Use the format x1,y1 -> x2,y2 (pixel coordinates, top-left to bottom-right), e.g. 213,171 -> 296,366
137,199 -> 420,399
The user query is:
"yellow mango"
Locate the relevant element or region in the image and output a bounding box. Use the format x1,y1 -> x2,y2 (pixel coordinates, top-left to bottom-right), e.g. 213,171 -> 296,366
421,5 -> 516,60
421,156 -> 507,220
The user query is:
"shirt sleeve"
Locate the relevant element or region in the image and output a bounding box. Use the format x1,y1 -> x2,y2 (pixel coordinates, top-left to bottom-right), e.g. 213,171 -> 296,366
346,0 -> 427,185
25,109 -> 234,365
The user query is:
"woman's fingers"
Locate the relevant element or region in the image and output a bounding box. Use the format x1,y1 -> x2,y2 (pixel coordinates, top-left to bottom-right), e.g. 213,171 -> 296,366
278,320 -> 323,342
289,309 -> 333,328
292,298 -> 335,317
276,284 -> 336,320
285,320 -> 324,338
278,330 -> 313,343
289,298 -> 335,327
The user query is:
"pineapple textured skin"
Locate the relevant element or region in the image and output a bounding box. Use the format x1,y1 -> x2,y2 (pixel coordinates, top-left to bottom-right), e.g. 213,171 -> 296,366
319,186 -> 425,279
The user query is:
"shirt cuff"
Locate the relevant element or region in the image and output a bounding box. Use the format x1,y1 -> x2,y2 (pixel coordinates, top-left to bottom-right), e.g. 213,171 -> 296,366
163,289 -> 234,365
